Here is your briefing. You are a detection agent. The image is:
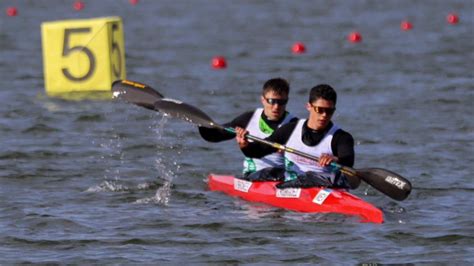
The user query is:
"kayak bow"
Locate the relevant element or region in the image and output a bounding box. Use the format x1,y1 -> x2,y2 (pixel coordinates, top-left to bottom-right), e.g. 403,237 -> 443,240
208,174 -> 384,223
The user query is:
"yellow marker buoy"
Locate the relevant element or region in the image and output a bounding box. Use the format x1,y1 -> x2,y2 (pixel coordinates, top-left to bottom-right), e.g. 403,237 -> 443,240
41,17 -> 126,96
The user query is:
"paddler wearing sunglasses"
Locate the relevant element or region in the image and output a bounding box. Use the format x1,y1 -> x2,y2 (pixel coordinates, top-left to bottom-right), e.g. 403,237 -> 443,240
235,84 -> 360,189
199,78 -> 298,179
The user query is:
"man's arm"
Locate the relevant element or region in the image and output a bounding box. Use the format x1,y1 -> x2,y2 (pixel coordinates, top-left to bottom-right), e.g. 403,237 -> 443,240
331,129 -> 355,167
198,111 -> 253,142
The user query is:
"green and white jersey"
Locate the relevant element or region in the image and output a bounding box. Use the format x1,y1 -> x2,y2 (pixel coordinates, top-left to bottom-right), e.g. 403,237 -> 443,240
243,108 -> 295,175
284,119 -> 339,181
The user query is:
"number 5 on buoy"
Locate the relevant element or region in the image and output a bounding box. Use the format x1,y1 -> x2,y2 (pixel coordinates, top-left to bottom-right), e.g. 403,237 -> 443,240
41,17 -> 126,96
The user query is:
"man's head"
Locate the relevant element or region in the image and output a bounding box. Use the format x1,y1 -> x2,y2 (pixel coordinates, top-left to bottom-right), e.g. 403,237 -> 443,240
306,84 -> 337,130
260,78 -> 290,121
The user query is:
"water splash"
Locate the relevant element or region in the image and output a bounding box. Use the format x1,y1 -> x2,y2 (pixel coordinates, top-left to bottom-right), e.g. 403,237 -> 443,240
90,112 -> 181,205
132,115 -> 181,205
134,181 -> 172,205
151,115 -> 181,182
94,130 -> 125,182
136,181 -> 160,190
380,201 -> 408,224
384,201 -> 406,214
85,180 -> 129,192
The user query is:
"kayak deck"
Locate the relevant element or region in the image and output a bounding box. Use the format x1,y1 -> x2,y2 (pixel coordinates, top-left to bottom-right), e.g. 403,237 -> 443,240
208,174 -> 384,223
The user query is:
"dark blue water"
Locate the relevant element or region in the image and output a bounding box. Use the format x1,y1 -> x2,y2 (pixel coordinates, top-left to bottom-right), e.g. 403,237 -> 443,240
1,0 -> 473,264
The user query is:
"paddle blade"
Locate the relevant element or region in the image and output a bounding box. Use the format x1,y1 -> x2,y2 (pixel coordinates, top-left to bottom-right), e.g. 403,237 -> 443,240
112,79 -> 163,110
153,98 -> 218,128
356,168 -> 412,201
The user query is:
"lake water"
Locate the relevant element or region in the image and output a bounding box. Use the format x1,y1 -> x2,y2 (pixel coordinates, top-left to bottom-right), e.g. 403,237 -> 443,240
0,0 -> 473,264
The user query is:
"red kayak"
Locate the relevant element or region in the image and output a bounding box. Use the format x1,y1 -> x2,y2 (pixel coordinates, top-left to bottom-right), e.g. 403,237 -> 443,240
208,174 -> 384,223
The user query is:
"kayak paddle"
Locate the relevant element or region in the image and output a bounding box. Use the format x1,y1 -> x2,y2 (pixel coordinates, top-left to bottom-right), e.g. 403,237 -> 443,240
153,98 -> 412,201
112,79 -> 163,110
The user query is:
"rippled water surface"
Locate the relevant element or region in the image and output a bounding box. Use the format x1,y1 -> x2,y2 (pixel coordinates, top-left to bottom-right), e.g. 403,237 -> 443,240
1,0 -> 473,264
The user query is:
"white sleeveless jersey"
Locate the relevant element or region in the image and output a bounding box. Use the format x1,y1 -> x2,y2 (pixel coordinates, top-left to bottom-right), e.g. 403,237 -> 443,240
243,108 -> 295,175
284,119 -> 340,181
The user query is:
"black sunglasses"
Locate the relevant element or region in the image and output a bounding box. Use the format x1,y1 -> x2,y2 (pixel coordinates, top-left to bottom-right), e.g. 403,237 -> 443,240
311,105 -> 336,115
264,98 -> 288,105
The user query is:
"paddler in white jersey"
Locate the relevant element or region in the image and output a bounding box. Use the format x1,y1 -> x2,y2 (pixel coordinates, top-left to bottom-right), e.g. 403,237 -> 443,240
235,84 -> 360,189
198,78 -> 298,180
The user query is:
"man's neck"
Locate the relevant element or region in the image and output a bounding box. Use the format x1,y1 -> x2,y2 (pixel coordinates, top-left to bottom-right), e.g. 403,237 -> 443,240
306,120 -> 332,133
261,111 -> 286,123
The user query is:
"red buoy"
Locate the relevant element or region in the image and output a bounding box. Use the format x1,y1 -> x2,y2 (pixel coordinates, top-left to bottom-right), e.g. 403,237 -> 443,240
292,42 -> 306,54
73,1 -> 85,11
348,32 -> 362,43
211,56 -> 227,69
6,7 -> 18,17
129,0 -> 139,5
447,13 -> 459,24
401,20 -> 413,31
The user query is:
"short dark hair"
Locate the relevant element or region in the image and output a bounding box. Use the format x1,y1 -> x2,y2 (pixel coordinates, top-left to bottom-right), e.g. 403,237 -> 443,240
262,78 -> 290,96
309,84 -> 337,105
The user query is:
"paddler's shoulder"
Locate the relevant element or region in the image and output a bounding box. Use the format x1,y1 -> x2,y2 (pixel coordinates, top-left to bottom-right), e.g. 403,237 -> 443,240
289,116 -> 299,123
228,110 -> 256,128
333,128 -> 354,143
277,119 -> 298,133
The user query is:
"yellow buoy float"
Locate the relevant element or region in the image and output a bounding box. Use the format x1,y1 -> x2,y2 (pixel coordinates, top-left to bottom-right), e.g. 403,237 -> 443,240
41,16 -> 126,97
